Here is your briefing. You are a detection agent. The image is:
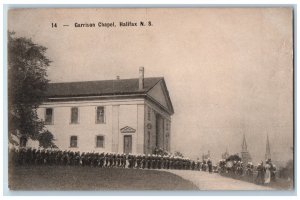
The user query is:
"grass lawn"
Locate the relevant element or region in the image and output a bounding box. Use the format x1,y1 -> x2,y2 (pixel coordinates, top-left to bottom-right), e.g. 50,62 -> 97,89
9,165 -> 199,190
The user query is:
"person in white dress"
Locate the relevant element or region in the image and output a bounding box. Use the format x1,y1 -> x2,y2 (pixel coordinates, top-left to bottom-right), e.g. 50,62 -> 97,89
264,162 -> 271,184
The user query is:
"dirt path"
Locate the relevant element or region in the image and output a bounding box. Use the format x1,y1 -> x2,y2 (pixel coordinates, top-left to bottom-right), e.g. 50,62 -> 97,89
163,170 -> 274,190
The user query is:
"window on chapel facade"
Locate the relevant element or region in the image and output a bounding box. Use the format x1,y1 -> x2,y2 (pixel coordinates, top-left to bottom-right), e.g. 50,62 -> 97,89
96,135 -> 105,148
71,107 -> 79,124
45,108 -> 53,125
70,136 -> 78,147
96,106 -> 105,123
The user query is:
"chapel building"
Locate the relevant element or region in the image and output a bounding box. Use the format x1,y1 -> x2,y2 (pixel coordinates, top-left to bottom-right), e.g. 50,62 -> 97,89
34,67 -> 174,154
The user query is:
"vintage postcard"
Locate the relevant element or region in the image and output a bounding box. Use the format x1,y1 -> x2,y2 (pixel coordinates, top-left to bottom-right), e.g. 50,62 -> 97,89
7,7 -> 294,191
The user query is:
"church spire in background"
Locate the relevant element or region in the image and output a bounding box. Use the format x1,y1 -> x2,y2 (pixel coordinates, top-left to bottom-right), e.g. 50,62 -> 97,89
265,134 -> 271,160
242,133 -> 248,151
241,133 -> 251,164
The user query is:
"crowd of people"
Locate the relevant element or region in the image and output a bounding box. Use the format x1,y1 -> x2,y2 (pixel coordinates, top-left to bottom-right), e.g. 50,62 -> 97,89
10,147 -> 216,172
11,147 -> 279,186
218,158 -> 277,185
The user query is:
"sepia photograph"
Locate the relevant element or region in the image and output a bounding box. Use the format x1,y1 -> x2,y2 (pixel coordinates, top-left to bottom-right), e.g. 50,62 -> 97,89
6,6 -> 294,192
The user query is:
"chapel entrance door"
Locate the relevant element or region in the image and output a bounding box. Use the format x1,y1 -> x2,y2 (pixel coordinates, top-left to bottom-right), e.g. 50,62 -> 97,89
123,135 -> 132,154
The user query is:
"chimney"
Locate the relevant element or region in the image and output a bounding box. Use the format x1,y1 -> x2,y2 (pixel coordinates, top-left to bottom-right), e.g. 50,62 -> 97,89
116,76 -> 120,80
139,67 -> 144,90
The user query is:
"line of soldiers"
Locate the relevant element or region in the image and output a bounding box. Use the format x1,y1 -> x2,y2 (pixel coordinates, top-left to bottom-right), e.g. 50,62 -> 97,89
10,147 -> 215,172
218,159 -> 277,185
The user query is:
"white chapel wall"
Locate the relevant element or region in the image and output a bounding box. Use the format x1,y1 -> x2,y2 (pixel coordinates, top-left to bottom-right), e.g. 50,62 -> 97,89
37,99 -> 145,153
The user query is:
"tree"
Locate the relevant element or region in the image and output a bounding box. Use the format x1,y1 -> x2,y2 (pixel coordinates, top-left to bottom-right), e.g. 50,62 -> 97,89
226,154 -> 241,162
38,130 -> 57,148
8,31 -> 55,148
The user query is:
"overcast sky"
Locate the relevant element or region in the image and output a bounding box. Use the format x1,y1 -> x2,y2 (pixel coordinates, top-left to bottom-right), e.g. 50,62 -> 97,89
8,8 -> 293,165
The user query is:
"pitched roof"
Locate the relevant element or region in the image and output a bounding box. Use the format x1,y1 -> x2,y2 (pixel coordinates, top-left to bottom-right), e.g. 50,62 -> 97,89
45,77 -> 174,115
45,77 -> 163,97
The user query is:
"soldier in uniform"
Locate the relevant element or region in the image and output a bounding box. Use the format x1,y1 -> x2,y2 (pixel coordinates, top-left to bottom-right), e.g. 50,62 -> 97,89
162,156 -> 166,169
112,153 -> 116,167
157,155 -> 162,169
121,153 -> 126,168
185,159 -> 189,170
55,150 -> 61,165
108,153 -> 112,167
31,148 -> 37,165
127,154 -> 132,168
167,156 -> 171,169
86,152 -> 90,166
92,153 -> 98,167
87,152 -> 93,166
99,153 -> 104,168
153,155 -> 158,169
146,154 -> 151,169
25,148 -> 32,165
36,149 -> 42,165
132,154 -> 137,168
116,154 -> 121,167
47,150 -> 53,165
132,154 -> 136,168
170,156 -> 175,169
79,152 -> 84,166
74,151 -> 80,166
174,157 -> 178,169
141,154 -> 146,169
173,157 -> 177,169
41,149 -> 47,165
172,157 -> 176,169
68,151 -> 72,165
179,157 -> 183,169
191,160 -> 195,170
119,153 -> 123,168
136,154 -> 141,169
202,160 -> 207,171
19,148 -> 24,165
149,155 -> 154,169
51,150 -> 56,165
60,151 -> 66,165
196,160 -> 201,171
187,159 -> 192,170
11,148 -> 18,166
165,156 -> 170,169
106,153 -> 111,167
68,151 -> 73,166
104,153 -> 108,167
84,152 -> 89,166
207,159 -> 213,173
179,158 -> 184,170
150,154 -> 154,169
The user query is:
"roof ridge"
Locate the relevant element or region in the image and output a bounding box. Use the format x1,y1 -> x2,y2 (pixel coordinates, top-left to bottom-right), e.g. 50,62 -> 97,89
49,77 -> 164,84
